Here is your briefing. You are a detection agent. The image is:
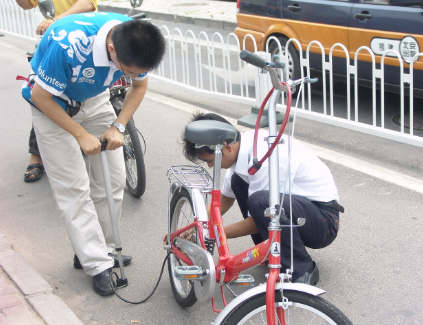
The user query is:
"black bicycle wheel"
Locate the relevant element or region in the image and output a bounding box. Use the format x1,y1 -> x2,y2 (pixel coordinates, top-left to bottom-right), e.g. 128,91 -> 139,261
168,188 -> 198,307
222,290 -> 353,325
123,117 -> 146,198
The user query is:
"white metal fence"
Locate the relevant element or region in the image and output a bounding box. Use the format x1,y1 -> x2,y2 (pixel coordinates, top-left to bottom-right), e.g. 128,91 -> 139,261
153,30 -> 423,147
2,1 -> 422,147
0,0 -> 43,40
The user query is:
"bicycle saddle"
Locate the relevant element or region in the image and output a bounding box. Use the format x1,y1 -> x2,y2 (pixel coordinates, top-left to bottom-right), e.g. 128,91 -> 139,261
185,120 -> 238,146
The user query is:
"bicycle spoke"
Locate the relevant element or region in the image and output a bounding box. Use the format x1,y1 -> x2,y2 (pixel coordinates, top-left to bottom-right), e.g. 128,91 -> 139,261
123,136 -> 138,188
179,205 -> 192,225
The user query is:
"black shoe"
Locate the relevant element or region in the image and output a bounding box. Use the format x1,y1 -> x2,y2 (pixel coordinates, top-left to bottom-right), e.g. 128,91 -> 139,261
93,268 -> 114,296
74,253 -> 132,270
292,262 -> 320,286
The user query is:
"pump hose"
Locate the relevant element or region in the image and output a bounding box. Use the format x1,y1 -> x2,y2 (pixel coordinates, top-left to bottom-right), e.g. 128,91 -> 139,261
110,253 -> 170,304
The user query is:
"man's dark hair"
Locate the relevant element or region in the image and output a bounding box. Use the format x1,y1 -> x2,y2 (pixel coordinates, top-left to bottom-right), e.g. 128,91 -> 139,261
112,20 -> 165,70
182,112 -> 241,164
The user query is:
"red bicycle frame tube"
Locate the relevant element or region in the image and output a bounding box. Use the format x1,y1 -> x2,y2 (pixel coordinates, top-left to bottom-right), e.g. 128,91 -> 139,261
169,220 -> 205,266
265,229 -> 285,325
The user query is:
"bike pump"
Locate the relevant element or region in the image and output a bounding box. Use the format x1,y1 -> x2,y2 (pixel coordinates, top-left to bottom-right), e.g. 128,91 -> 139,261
100,140 -> 128,288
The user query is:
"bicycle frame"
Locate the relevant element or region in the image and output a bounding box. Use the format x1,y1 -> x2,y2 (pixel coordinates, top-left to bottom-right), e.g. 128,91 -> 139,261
169,188 -> 273,281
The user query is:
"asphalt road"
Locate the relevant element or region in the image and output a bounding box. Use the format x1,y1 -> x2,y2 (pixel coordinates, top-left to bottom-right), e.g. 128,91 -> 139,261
1,28 -> 423,325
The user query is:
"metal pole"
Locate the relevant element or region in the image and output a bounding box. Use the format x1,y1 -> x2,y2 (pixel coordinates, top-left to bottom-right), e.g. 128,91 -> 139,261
99,143 -> 127,285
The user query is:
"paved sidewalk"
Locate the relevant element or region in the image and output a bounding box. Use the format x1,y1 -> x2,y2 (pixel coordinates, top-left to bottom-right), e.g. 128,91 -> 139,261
0,233 -> 83,325
1,2 -> 236,324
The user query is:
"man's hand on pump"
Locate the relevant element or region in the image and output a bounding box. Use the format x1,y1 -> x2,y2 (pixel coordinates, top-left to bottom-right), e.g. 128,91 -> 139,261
76,133 -> 102,155
101,127 -> 124,151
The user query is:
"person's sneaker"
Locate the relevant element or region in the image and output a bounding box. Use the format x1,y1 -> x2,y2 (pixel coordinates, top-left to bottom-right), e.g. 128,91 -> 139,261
292,262 -> 319,286
74,253 -> 132,269
93,268 -> 114,296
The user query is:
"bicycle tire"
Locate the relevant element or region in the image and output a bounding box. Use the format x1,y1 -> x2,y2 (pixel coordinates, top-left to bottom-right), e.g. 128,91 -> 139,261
123,117 -> 146,198
221,290 -> 353,325
168,188 -> 198,307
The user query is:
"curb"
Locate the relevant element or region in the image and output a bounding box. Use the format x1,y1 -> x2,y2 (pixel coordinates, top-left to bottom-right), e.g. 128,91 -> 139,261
98,4 -> 238,31
0,233 -> 83,325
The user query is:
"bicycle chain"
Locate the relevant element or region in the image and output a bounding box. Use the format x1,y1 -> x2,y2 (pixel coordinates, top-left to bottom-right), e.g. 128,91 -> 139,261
204,238 -> 216,255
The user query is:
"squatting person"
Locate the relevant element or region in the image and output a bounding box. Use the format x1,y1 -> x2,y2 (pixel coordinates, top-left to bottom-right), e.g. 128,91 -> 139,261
181,113 -> 344,285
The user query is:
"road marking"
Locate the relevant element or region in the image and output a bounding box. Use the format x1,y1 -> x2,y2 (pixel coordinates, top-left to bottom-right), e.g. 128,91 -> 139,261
146,91 -> 423,195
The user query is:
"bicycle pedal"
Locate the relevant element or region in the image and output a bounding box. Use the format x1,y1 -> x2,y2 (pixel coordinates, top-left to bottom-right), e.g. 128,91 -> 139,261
229,274 -> 255,287
173,265 -> 206,281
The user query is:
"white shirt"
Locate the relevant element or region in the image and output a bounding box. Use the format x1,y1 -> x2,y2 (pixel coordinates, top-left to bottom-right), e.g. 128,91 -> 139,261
221,130 -> 339,210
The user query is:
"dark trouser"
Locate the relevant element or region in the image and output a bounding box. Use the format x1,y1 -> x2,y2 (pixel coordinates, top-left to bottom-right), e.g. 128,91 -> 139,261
29,125 -> 40,156
231,174 -> 264,246
231,174 -> 339,280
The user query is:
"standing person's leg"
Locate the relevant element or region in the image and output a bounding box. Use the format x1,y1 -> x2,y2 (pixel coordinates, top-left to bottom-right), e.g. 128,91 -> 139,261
231,174 -> 263,245
31,106 -> 114,285
24,126 -> 44,182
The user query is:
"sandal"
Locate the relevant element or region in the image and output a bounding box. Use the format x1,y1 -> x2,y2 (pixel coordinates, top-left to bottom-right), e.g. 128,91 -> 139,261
24,163 -> 45,182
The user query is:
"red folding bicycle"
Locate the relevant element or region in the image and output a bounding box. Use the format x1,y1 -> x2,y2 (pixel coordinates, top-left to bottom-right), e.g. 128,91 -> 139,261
164,50 -> 353,325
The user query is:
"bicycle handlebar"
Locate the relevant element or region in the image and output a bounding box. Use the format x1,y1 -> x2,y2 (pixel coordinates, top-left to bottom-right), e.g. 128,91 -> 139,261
100,139 -> 107,152
131,12 -> 147,20
239,50 -> 268,69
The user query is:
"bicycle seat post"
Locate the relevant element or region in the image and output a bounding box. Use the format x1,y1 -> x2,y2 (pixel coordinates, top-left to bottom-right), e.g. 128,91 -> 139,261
211,144 -> 224,190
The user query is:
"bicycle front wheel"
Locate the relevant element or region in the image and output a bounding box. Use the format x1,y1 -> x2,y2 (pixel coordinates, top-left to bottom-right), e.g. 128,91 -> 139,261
123,117 -> 146,198
168,188 -> 198,307
221,290 -> 353,325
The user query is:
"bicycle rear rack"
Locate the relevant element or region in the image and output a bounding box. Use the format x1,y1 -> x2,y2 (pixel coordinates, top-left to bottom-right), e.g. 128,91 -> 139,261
167,165 -> 213,192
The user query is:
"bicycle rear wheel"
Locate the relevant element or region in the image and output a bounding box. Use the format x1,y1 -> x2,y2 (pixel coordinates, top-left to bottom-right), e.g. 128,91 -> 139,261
168,188 -> 198,307
123,117 -> 146,198
221,290 -> 353,325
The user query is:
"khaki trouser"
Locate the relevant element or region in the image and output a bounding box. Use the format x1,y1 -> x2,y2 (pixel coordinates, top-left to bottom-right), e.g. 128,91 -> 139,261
32,90 -> 126,276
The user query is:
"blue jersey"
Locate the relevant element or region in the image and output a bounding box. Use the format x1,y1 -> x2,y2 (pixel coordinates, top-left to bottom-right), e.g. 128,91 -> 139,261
22,12 -> 147,110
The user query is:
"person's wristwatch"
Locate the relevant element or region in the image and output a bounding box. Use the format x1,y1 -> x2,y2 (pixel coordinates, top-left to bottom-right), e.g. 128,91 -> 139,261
111,121 -> 126,134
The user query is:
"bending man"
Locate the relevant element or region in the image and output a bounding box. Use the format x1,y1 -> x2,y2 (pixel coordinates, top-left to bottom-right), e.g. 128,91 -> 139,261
20,12 -> 165,295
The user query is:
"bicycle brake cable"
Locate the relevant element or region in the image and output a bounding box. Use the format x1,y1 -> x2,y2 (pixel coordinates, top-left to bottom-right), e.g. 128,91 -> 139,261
249,82 -> 292,175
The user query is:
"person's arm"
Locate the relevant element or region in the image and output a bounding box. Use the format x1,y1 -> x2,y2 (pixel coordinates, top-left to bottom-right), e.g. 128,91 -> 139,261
15,0 -> 34,10
114,77 -> 147,126
100,77 -> 148,151
55,0 -> 96,19
225,217 -> 259,239
36,0 -> 97,35
31,83 -> 102,155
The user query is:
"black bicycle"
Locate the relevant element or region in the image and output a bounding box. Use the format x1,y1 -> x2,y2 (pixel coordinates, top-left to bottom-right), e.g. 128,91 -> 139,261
109,76 -> 146,198
109,1 -> 148,198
